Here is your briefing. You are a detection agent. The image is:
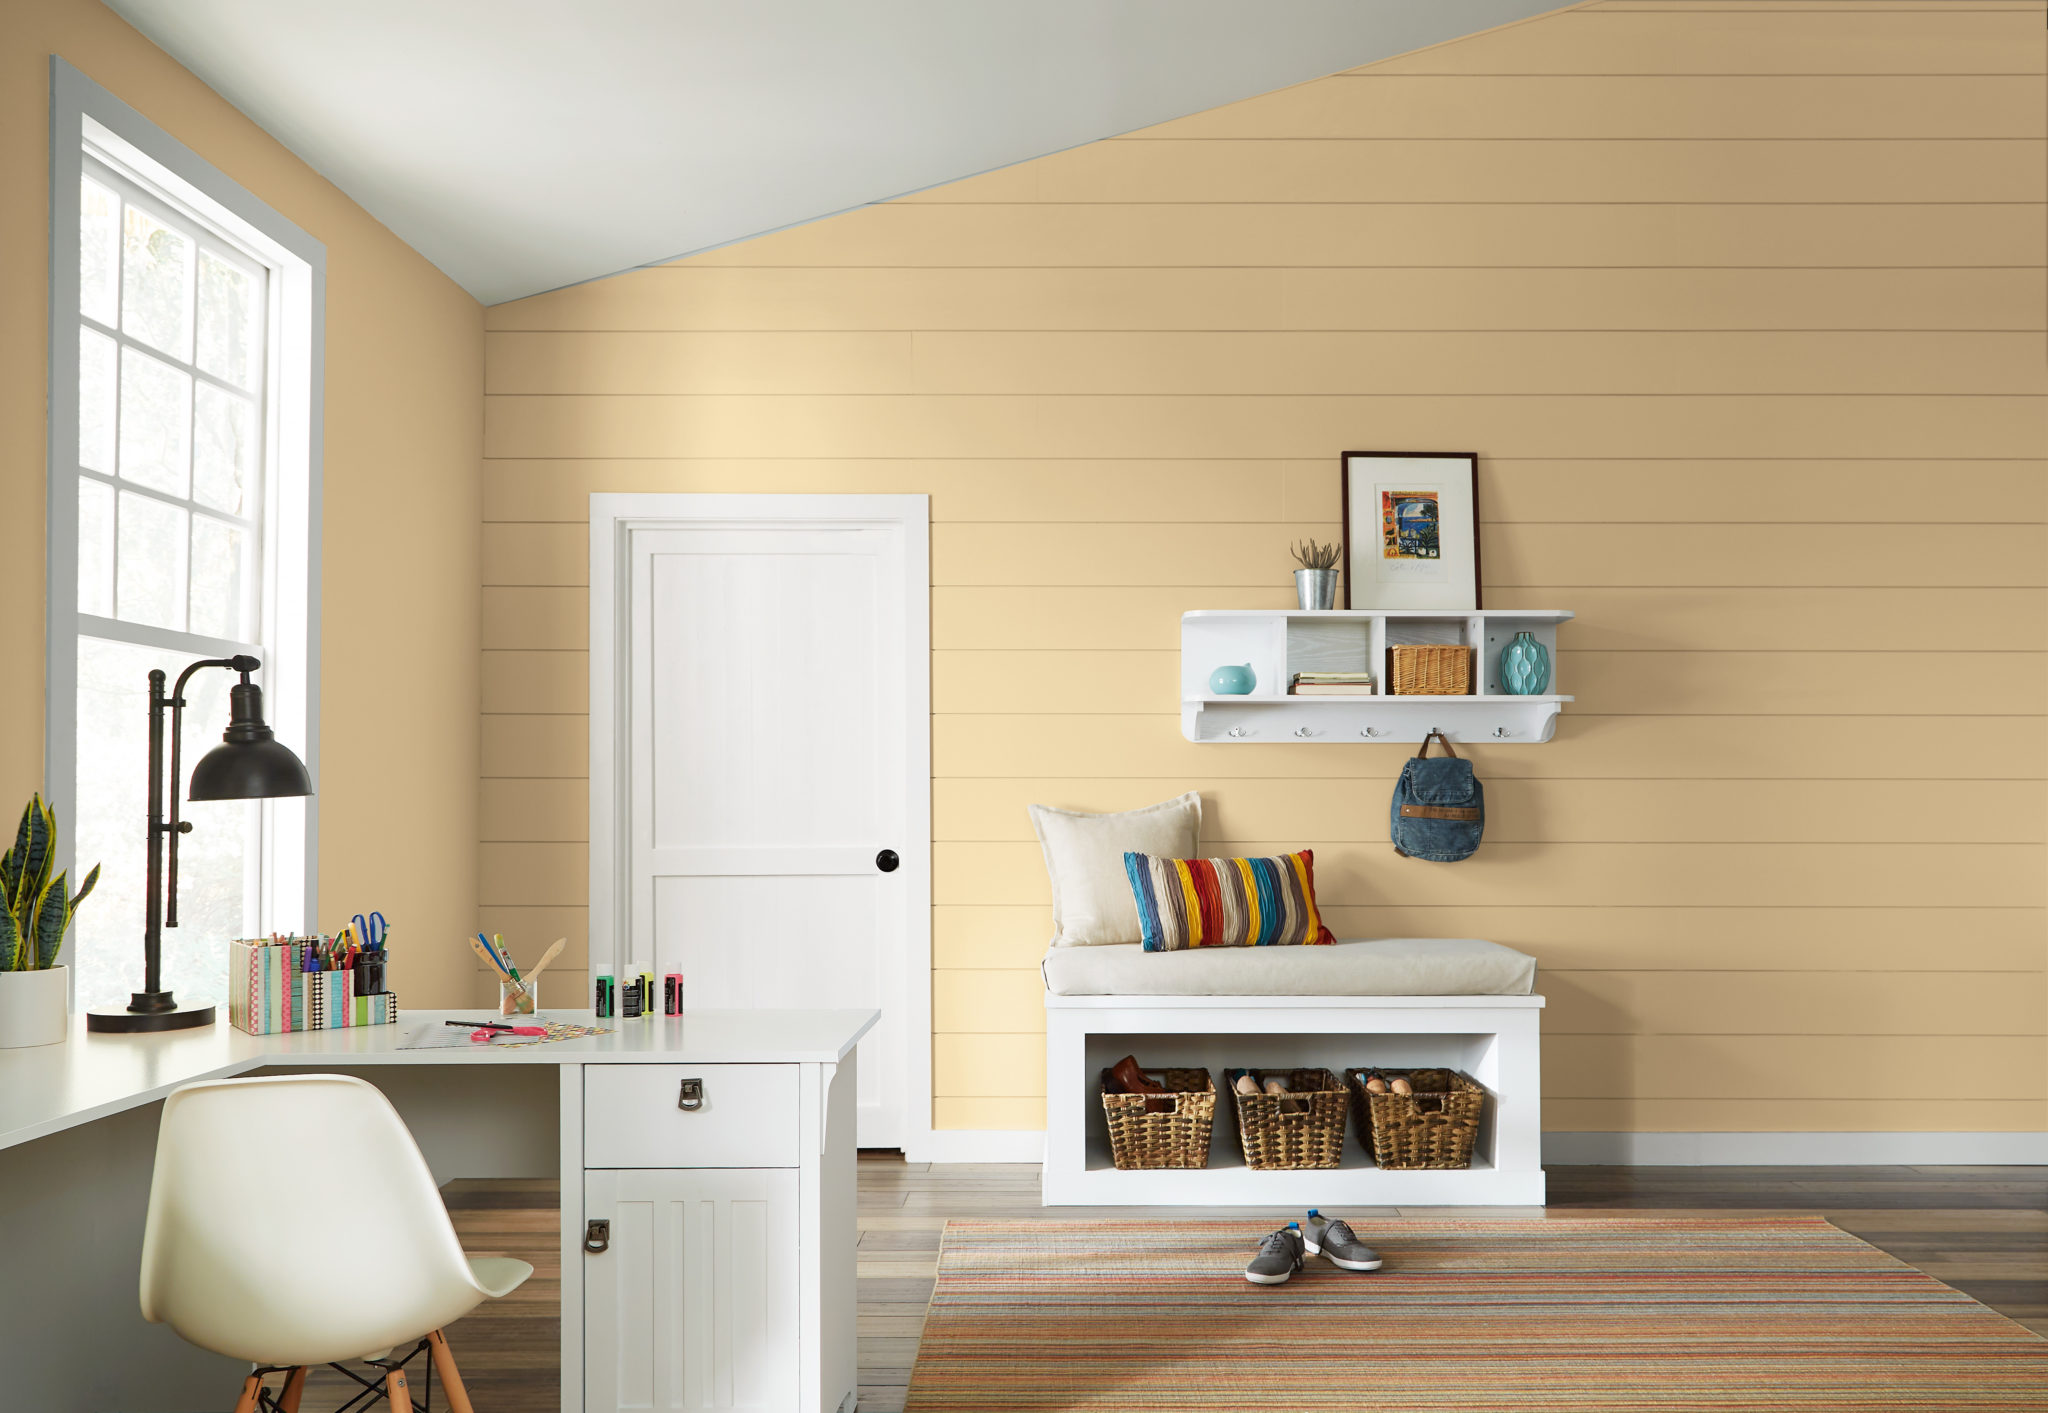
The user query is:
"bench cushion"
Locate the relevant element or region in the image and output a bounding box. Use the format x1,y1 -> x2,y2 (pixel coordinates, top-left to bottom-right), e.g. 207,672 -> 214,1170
1040,937 -> 1536,997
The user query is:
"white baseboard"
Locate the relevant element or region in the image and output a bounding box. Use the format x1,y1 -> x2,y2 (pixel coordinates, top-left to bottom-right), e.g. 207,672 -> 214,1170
1545,1131 -> 2048,1166
912,1130 -> 2048,1167
919,1129 -> 1048,1164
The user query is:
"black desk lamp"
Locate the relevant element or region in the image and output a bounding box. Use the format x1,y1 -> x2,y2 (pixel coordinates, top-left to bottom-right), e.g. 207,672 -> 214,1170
87,655 -> 312,1033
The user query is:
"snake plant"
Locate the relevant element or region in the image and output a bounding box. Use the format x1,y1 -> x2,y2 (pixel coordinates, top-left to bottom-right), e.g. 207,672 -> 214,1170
0,796 -> 98,972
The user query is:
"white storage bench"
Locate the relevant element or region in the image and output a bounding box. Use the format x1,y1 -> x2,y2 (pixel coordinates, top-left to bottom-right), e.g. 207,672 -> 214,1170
1042,939 -> 1545,1206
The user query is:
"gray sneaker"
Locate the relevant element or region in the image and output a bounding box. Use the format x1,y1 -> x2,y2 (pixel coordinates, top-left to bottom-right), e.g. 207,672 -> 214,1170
1304,1209 -> 1383,1271
1244,1223 -> 1305,1285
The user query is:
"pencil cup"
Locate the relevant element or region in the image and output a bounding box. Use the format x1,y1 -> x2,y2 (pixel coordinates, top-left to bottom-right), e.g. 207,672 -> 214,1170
500,975 -> 537,1016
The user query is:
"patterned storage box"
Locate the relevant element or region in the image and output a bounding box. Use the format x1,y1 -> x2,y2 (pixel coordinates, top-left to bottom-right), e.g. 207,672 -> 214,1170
229,938 -> 398,1035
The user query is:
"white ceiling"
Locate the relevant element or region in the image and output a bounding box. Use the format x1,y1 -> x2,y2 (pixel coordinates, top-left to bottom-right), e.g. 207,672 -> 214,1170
106,0 -> 1562,305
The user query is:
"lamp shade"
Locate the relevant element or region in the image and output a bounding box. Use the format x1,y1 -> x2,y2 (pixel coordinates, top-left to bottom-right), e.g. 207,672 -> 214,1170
186,680 -> 313,801
188,736 -> 312,800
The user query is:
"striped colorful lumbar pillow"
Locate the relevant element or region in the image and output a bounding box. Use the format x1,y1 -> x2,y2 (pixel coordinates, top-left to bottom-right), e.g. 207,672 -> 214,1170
1122,849 -> 1334,951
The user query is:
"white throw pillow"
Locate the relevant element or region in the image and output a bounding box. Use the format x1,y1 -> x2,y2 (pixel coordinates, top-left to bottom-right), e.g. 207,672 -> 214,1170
1029,793 -> 1202,947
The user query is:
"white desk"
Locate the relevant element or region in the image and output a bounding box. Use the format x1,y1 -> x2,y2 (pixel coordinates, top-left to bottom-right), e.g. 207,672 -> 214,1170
0,1008 -> 877,1413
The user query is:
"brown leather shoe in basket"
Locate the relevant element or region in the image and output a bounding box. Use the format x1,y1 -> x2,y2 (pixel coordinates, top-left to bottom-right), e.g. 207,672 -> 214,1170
1109,1054 -> 1172,1112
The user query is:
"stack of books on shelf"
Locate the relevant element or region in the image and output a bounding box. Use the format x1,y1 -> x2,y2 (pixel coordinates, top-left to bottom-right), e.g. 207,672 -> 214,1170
1290,672 -> 1377,697
229,936 -> 399,1035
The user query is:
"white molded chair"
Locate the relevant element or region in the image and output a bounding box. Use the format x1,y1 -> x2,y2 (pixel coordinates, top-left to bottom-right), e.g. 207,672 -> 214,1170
140,1073 -> 533,1412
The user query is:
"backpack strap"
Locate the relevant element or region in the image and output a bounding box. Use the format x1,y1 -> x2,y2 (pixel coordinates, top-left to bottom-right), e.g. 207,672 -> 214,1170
1416,729 -> 1458,759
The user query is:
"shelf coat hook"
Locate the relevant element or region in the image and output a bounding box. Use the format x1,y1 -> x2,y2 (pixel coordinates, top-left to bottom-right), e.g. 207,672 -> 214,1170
1492,726 -> 1511,739
1293,726 -> 1314,738
1359,726 -> 1380,738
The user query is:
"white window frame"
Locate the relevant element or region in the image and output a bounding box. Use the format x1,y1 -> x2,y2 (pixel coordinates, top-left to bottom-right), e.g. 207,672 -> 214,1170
45,56 -> 324,963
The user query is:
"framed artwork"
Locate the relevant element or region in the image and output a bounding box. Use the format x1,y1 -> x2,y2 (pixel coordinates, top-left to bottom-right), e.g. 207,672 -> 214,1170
1339,451 -> 1482,611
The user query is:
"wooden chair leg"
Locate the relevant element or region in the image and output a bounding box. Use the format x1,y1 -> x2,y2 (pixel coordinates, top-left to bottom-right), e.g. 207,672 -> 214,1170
275,1366 -> 308,1413
383,1367 -> 410,1411
426,1329 -> 475,1413
231,1373 -> 264,1413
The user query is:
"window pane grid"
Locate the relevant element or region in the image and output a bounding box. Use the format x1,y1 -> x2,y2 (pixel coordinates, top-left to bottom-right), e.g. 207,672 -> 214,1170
79,154 -> 268,647
76,467 -> 255,529
79,309 -> 268,405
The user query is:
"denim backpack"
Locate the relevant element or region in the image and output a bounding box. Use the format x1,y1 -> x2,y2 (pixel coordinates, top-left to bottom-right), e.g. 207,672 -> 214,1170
1389,730 -> 1484,862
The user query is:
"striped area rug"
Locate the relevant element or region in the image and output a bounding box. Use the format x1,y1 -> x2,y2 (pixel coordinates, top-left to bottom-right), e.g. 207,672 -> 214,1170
904,1217 -> 2048,1410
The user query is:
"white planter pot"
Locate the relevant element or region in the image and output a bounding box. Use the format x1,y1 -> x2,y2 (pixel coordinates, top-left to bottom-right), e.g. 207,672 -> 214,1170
0,966 -> 70,1048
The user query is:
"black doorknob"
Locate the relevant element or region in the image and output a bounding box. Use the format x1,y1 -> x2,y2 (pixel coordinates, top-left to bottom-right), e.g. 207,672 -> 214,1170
875,849 -> 900,873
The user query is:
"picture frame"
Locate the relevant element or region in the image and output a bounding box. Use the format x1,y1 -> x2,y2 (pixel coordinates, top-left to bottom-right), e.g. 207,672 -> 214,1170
1339,451 -> 1482,611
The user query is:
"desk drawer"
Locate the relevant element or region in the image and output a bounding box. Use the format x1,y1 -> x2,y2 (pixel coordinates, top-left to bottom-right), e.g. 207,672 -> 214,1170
584,1064 -> 799,1168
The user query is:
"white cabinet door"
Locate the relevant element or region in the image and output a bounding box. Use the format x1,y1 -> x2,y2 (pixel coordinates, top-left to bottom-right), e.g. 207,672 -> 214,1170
585,1168 -> 801,1413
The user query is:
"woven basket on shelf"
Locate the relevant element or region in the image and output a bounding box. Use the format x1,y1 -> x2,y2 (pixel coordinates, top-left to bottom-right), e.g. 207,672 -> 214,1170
1345,1067 -> 1485,1170
1230,1067 -> 1347,1170
1100,1067 -> 1216,1170
1389,644 -> 1472,695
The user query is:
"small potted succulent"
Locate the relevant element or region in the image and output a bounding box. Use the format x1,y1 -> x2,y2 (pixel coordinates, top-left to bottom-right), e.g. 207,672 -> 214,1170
0,795 -> 98,1048
1292,538 -> 1341,610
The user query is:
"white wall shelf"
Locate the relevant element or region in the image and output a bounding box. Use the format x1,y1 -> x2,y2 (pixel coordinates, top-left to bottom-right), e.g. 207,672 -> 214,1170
1182,609 -> 1574,744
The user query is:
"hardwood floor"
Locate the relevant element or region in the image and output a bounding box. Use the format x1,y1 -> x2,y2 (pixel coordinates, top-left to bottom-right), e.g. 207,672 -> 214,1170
336,1158 -> 2048,1412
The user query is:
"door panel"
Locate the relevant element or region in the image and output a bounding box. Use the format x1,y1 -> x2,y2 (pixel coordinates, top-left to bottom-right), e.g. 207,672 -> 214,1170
585,1167 -> 800,1413
645,538 -> 880,850
653,875 -> 884,1117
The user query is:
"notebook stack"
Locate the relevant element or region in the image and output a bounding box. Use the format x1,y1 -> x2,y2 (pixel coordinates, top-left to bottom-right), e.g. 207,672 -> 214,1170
1290,672 -> 1377,696
228,937 -> 399,1035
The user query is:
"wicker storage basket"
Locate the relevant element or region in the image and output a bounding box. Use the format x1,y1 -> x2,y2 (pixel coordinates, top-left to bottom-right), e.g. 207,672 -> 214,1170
1100,1067 -> 1216,1170
1389,644 -> 1472,695
1230,1067 -> 1348,1170
1346,1067 -> 1485,1170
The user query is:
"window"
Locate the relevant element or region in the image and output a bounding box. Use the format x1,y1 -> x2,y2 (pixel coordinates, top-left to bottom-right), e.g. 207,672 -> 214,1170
47,60 -> 322,1014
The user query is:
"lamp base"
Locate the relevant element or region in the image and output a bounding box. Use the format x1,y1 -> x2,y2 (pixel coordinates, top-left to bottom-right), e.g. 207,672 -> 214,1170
86,1002 -> 216,1033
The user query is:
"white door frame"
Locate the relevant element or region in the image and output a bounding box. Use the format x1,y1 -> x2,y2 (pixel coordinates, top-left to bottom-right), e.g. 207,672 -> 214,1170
589,493 -> 932,1156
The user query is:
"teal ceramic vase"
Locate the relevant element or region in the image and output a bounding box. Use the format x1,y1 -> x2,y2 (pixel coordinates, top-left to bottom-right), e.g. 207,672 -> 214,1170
1208,663 -> 1257,695
1499,631 -> 1551,695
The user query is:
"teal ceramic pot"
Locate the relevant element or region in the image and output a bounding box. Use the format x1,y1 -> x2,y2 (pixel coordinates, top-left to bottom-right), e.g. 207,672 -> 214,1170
1208,663 -> 1257,695
1499,631 -> 1551,695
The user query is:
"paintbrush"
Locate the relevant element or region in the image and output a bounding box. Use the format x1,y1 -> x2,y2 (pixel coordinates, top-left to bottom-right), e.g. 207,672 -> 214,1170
521,937 -> 568,985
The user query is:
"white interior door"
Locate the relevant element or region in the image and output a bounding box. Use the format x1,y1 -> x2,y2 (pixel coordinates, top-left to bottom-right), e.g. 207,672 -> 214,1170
595,497 -> 928,1150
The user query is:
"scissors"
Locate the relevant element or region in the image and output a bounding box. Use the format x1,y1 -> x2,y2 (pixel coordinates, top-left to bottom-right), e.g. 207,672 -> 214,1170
444,1019 -> 546,1043
352,912 -> 388,950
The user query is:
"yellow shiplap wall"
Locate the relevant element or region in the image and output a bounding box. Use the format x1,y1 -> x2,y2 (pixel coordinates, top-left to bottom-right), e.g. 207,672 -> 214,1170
482,0 -> 2048,1135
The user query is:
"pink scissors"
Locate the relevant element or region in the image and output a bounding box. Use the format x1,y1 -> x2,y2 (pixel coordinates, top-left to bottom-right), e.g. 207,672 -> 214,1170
445,1019 -> 546,1043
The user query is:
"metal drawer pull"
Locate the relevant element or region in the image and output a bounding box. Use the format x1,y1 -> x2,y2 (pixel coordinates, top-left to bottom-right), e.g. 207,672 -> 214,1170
678,1077 -> 704,1111
584,1219 -> 610,1254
